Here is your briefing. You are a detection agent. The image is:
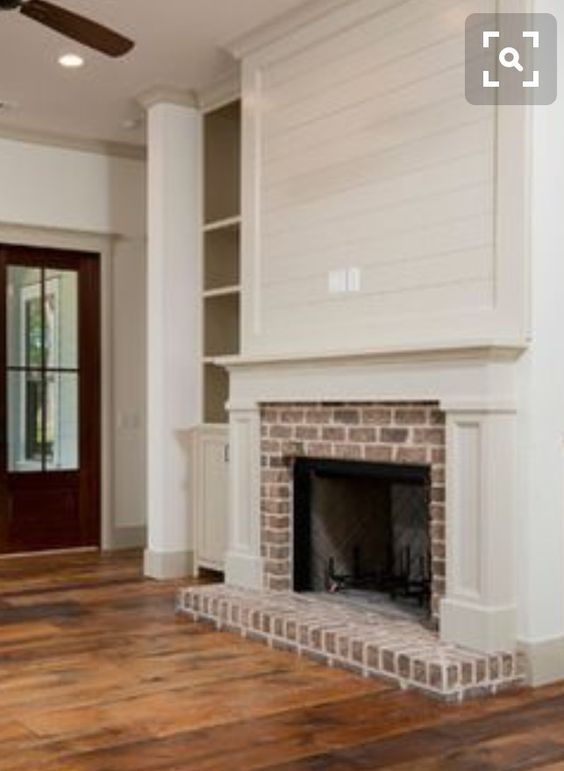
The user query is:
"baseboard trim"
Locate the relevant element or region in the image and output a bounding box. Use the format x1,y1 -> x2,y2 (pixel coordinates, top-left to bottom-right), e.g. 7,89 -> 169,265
440,597 -> 517,653
225,551 -> 264,590
0,547 -> 98,560
144,549 -> 195,580
110,526 -> 146,550
518,636 -> 564,686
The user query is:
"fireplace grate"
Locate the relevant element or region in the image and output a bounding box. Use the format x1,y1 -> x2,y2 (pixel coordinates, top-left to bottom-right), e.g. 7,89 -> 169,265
293,457 -> 432,615
326,544 -> 431,608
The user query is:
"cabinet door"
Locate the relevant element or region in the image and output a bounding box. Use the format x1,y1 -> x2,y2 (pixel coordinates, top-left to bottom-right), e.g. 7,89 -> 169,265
198,432 -> 228,569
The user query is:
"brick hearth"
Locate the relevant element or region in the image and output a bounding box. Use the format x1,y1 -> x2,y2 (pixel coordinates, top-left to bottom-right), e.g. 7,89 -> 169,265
177,584 -> 524,701
260,402 -> 446,617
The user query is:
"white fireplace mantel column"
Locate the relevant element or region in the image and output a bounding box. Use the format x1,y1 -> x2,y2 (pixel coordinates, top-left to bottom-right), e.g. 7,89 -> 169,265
140,88 -> 202,579
225,406 -> 264,589
440,407 -> 517,653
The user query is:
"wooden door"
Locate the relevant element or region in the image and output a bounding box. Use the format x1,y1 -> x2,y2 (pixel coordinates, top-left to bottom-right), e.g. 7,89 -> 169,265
0,244 -> 101,554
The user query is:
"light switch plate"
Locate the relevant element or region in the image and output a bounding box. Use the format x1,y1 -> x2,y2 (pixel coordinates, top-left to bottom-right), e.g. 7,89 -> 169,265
347,267 -> 361,292
328,269 -> 347,294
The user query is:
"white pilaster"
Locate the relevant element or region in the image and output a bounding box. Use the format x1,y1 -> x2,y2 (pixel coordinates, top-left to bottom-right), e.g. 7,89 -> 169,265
225,406 -> 264,589
142,93 -> 201,578
441,409 -> 517,652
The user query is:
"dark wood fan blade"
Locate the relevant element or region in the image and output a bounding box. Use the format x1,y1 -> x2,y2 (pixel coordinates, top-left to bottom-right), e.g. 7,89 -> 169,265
20,0 -> 134,57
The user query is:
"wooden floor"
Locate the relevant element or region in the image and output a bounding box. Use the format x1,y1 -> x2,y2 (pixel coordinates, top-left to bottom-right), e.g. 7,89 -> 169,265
0,553 -> 563,770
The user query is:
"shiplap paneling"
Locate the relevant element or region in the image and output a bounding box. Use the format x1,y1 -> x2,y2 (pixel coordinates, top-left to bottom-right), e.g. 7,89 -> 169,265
241,0 -> 528,356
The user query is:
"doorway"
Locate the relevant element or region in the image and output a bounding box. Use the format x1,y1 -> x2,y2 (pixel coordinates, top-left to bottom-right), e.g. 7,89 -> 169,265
0,244 -> 101,554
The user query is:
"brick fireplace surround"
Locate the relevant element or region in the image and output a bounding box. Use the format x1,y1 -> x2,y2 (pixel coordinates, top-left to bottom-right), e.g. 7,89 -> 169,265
180,401 -> 523,699
178,346 -> 525,700
259,402 -> 446,618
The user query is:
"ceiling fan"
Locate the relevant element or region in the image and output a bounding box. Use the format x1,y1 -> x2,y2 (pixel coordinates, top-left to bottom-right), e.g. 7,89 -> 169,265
0,0 -> 134,57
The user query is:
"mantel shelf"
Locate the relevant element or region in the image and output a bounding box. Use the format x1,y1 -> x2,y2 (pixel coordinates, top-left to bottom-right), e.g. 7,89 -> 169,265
203,216 -> 241,233
213,339 -> 529,370
203,285 -> 241,299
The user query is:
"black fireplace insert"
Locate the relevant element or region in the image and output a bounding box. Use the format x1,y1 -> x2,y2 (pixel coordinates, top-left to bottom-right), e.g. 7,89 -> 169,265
293,457 -> 432,609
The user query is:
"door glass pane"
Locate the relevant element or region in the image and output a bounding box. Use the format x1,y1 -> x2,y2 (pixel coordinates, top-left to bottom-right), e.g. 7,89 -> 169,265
45,373 -> 79,471
6,265 -> 80,474
7,266 -> 42,368
7,370 -> 43,472
45,269 -> 78,369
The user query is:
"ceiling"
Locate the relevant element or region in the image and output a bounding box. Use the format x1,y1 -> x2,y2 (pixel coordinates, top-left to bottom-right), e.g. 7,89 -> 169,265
0,0 -> 309,147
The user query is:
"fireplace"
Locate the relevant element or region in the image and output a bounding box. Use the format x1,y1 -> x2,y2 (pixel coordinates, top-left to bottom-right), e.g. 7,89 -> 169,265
260,402 -> 446,618
293,457 -> 432,616
180,349 -> 525,697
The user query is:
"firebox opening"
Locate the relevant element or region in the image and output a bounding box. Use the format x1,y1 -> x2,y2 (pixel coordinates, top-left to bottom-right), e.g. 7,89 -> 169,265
293,458 -> 432,620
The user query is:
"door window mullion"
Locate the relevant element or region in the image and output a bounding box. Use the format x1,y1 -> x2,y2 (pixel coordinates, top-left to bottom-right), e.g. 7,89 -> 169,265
40,267 -> 46,473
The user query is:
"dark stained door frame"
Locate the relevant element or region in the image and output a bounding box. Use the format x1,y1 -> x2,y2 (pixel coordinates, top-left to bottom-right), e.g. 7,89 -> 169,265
0,243 -> 101,554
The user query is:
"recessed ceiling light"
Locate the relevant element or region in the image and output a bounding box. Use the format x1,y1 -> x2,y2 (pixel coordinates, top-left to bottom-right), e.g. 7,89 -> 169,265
58,53 -> 84,69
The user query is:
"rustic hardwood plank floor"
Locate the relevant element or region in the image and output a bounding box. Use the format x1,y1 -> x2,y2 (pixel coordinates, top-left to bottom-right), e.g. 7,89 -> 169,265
0,551 -> 563,770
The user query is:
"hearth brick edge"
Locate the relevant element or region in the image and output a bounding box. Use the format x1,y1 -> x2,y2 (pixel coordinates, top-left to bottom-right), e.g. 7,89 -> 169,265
177,585 -> 525,701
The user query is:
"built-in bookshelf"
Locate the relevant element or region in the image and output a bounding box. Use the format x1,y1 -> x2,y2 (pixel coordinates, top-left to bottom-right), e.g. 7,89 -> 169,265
202,100 -> 241,424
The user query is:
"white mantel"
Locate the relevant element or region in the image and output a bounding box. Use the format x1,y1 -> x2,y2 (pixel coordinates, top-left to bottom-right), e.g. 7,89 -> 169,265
221,343 -> 523,654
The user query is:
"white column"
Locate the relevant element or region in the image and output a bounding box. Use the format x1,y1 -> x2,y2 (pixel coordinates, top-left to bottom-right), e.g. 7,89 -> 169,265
441,408 -> 518,652
224,403 -> 264,589
141,90 -> 202,579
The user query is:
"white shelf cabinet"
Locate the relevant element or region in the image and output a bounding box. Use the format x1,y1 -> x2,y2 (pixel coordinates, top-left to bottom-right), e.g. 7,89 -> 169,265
191,425 -> 229,572
202,99 -> 241,425
190,99 -> 240,575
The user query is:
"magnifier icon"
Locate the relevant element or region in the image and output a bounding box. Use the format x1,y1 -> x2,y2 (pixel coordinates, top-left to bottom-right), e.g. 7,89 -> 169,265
499,46 -> 524,72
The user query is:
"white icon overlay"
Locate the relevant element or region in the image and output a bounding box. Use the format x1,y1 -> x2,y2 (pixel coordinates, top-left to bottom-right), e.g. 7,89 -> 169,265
482,29 -> 540,89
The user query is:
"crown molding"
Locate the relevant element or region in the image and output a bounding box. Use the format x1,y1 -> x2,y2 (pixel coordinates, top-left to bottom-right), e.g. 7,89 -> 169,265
197,69 -> 241,112
225,0 -> 347,59
0,124 -> 145,161
137,85 -> 198,110
0,221 -> 119,251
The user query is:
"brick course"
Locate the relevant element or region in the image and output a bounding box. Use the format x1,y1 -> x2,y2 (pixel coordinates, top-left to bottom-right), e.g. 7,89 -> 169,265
260,402 -> 446,619
177,585 -> 524,702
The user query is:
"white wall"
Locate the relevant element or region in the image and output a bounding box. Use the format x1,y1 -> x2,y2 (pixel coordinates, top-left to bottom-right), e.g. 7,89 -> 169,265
0,136 -> 147,547
515,0 -> 564,673
240,0 -> 528,357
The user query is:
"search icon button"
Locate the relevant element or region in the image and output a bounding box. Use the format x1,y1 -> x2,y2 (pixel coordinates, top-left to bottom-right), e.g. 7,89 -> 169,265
499,46 -> 524,72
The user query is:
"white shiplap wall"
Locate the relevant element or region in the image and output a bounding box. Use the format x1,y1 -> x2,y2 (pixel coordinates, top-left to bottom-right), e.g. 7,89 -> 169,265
240,0 -> 529,356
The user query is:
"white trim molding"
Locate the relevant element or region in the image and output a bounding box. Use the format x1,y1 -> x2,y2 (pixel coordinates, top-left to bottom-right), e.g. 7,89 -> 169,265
137,86 -> 198,111
112,526 -> 147,551
226,0 -> 361,60
441,409 -> 518,652
197,70 -> 241,113
217,342 -> 526,371
518,636 -> 564,687
225,407 -> 264,590
144,549 -> 195,580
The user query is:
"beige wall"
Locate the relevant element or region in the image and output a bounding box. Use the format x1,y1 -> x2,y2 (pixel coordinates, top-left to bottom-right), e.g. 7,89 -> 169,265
240,0 -> 528,357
